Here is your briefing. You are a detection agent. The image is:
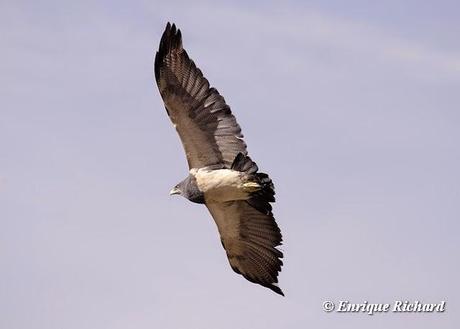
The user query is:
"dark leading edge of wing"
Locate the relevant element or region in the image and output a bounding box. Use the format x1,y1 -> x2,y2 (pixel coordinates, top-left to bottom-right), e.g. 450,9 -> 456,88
154,23 -> 247,169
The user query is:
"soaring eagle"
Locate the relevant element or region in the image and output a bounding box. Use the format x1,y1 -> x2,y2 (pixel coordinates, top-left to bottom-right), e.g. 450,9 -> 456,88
154,23 -> 284,295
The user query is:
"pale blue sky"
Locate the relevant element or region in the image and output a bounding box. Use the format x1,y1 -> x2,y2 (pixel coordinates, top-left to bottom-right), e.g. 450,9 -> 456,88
1,1 -> 459,328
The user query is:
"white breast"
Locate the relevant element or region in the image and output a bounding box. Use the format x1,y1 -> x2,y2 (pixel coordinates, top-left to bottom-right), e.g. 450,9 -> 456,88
191,168 -> 248,202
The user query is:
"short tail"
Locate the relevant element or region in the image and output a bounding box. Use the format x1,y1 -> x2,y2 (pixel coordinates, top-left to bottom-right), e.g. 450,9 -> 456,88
231,153 -> 275,215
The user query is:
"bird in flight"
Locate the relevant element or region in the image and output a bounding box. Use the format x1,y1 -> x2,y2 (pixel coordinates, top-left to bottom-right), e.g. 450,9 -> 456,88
154,22 -> 284,295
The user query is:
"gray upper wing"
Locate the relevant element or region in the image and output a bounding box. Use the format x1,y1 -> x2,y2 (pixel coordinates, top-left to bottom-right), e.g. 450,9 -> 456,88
206,200 -> 284,295
154,23 -> 247,169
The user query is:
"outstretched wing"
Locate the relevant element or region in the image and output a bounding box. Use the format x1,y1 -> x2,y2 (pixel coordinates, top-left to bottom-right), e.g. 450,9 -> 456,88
206,200 -> 284,295
154,23 -> 247,169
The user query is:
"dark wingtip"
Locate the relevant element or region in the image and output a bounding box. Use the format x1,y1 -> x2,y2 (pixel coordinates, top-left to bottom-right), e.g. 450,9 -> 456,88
242,272 -> 284,296
267,283 -> 284,296
159,22 -> 182,54
154,22 -> 183,82
260,281 -> 285,296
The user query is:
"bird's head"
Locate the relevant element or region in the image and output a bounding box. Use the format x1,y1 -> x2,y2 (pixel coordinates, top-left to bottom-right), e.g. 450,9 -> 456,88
169,176 -> 205,204
169,183 -> 182,196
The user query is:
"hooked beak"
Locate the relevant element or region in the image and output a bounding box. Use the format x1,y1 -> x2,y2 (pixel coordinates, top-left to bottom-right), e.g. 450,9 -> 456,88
169,187 -> 180,196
